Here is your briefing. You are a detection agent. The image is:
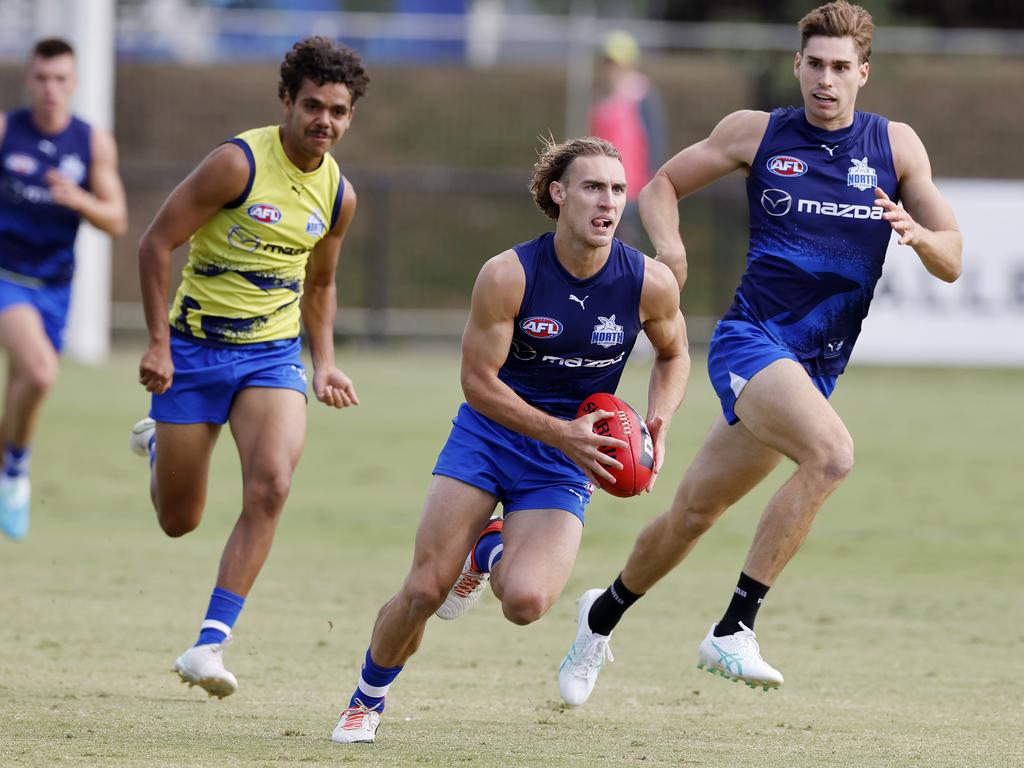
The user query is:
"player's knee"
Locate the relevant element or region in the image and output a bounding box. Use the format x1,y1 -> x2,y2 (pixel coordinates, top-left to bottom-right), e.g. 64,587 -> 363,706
157,511 -> 200,538
670,498 -> 723,539
401,578 -> 448,616
22,354 -> 58,395
807,435 -> 855,488
500,589 -> 549,626
245,471 -> 293,515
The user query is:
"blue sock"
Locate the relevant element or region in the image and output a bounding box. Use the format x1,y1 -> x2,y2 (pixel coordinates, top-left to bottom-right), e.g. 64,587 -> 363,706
473,529 -> 503,574
4,444 -> 30,478
195,587 -> 245,646
349,648 -> 402,712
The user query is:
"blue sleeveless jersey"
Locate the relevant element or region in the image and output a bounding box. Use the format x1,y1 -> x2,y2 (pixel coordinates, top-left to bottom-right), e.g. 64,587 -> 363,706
497,232 -> 646,419
0,108 -> 92,285
724,107 -> 898,375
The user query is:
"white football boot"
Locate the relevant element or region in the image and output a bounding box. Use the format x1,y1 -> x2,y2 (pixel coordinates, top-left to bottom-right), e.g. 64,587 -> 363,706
0,473 -> 30,541
558,588 -> 614,706
129,417 -> 156,458
697,622 -> 783,691
331,700 -> 381,744
435,517 -> 502,620
173,641 -> 238,699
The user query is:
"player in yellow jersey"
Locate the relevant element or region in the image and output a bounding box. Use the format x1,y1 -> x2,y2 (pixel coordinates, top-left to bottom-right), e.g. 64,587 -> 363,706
130,37 -> 369,698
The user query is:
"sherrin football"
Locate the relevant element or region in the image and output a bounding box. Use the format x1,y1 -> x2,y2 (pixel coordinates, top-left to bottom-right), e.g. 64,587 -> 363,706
577,392 -> 654,498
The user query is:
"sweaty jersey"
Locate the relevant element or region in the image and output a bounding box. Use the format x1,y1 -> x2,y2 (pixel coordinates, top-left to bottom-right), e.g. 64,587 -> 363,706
498,232 -> 646,419
0,108 -> 92,285
169,125 -> 344,345
724,107 -> 898,375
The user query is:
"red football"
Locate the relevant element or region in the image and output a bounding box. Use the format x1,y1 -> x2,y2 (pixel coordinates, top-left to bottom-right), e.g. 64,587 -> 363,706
577,392 -> 655,498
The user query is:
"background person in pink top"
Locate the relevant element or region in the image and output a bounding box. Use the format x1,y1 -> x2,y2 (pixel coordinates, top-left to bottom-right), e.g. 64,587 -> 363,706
590,30 -> 666,248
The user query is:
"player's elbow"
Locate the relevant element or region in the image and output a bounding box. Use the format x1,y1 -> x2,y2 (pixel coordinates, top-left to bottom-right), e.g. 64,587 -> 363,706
929,254 -> 962,284
138,230 -> 170,267
109,214 -> 129,238
460,369 -> 491,410
935,232 -> 963,283
104,204 -> 129,238
940,263 -> 962,283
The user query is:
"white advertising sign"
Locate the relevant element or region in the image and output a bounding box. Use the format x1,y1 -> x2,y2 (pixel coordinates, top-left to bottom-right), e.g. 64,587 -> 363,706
856,179 -> 1024,367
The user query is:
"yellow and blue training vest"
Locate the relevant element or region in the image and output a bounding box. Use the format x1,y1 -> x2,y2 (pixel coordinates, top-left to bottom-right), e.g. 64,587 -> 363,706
169,125 -> 344,345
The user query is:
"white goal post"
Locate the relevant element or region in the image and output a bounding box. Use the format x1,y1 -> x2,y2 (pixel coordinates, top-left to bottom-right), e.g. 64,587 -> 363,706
33,0 -> 116,364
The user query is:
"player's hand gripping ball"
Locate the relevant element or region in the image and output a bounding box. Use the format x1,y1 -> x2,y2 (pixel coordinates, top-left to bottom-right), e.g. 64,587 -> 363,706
577,393 -> 655,497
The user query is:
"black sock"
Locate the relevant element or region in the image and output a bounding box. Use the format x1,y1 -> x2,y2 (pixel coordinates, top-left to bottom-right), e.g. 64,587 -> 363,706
587,574 -> 644,636
714,572 -> 769,637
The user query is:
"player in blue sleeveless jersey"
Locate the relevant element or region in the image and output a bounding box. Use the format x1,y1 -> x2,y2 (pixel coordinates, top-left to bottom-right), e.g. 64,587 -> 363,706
561,0 -> 963,703
331,137 -> 689,744
130,38 -> 367,699
0,39 -> 127,540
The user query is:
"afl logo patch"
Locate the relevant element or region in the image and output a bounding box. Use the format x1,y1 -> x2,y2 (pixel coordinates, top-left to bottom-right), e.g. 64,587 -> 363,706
521,316 -> 563,339
767,155 -> 808,177
4,153 -> 38,176
247,203 -> 282,224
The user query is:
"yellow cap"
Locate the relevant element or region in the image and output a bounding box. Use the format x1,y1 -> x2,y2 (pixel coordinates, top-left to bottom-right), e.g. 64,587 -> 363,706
602,30 -> 639,65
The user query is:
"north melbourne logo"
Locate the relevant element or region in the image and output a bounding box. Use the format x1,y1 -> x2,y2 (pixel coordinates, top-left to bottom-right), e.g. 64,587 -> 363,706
760,188 -> 792,216
305,208 -> 327,237
847,157 -> 878,191
591,315 -> 624,348
58,154 -> 86,184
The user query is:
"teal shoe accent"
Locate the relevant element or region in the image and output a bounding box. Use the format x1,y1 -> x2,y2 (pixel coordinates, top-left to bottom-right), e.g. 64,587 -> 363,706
0,476 -> 30,541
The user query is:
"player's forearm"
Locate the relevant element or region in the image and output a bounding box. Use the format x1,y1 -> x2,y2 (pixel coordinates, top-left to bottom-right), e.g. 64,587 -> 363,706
912,228 -> 963,283
462,370 -> 568,448
138,239 -> 172,344
301,283 -> 338,370
76,193 -> 128,237
646,346 -> 691,428
638,174 -> 687,290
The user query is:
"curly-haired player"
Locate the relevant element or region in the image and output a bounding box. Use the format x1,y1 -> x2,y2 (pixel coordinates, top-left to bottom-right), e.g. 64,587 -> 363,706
130,37 -> 369,698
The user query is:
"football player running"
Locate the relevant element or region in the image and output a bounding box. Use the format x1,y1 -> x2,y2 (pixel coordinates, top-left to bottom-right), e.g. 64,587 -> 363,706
132,38 -> 366,699
0,38 -> 127,540
331,136 -> 689,744
558,0 -> 961,706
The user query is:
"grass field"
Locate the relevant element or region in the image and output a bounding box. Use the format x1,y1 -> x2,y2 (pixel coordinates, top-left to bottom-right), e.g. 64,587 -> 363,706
1,347 -> 1021,767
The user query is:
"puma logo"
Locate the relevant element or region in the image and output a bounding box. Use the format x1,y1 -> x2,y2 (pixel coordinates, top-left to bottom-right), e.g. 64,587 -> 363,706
821,144 -> 838,157
569,294 -> 588,309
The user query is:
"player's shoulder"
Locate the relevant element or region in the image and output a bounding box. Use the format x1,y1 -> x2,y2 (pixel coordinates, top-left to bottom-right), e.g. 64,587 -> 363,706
885,120 -> 929,176
204,138 -> 256,176
886,120 -> 925,148
642,257 -> 680,298
473,248 -> 526,310
339,174 -> 356,207
714,109 -> 771,138
481,248 -> 524,281
709,110 -> 771,163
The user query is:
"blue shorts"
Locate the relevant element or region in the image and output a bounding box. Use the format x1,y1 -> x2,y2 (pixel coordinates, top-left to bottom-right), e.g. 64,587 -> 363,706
0,272 -> 72,352
433,403 -> 593,523
708,319 -> 837,425
150,334 -> 307,425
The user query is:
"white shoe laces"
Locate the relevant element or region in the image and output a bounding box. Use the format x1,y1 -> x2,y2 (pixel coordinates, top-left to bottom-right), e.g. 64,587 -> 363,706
571,635 -> 614,679
735,623 -> 761,655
